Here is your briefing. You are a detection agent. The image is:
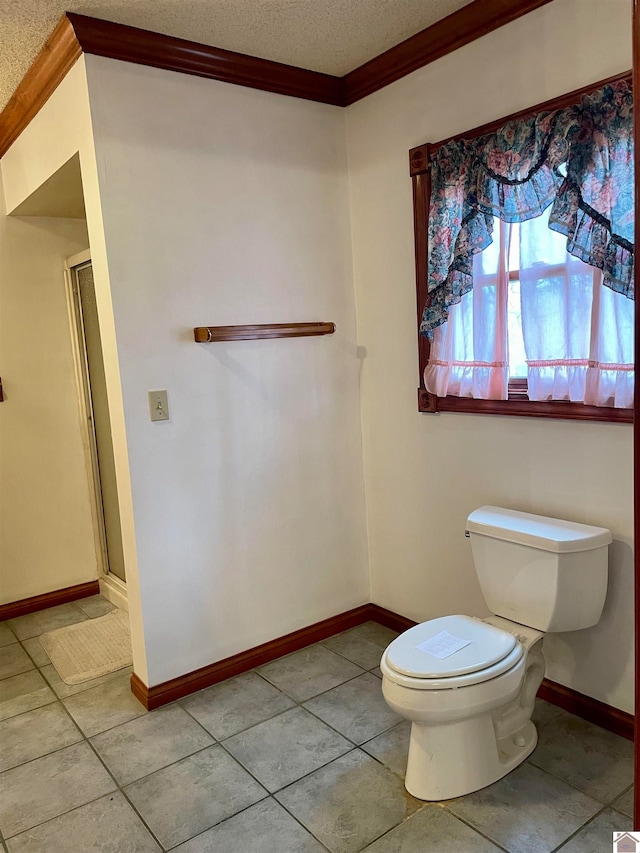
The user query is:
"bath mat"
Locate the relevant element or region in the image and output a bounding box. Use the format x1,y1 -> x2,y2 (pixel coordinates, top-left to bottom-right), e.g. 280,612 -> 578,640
39,608 -> 132,685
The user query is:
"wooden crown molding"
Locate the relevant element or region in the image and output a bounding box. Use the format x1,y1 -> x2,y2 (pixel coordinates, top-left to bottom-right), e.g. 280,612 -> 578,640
0,15 -> 81,158
1,0 -> 556,158
65,13 -> 344,106
342,0 -> 555,105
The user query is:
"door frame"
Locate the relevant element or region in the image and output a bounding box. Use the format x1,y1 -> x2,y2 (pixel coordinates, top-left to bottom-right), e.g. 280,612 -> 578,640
64,249 -> 128,611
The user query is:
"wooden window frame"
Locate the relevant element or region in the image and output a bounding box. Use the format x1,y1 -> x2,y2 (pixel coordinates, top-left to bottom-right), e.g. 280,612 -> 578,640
412,71 -> 633,424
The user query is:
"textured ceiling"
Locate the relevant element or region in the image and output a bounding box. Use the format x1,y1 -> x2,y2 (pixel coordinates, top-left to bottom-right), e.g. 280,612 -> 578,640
0,0 -> 475,111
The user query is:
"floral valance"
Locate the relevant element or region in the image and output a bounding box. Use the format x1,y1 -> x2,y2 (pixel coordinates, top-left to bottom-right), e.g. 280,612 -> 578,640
421,80 -> 634,338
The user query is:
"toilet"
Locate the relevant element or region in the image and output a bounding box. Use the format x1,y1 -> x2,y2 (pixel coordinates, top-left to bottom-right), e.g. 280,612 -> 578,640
380,506 -> 611,801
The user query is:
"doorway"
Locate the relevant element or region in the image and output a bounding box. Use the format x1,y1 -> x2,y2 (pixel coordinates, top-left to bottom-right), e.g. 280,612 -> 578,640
66,250 -> 127,607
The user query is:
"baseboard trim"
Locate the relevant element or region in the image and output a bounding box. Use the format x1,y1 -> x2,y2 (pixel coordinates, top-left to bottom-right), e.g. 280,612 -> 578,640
130,602 -> 634,743
368,604 -> 417,634
0,580 -> 100,621
132,603 -> 373,710
538,677 -> 634,741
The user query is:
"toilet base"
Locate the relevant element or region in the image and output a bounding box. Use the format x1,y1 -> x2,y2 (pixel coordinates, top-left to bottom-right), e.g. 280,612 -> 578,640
405,716 -> 537,801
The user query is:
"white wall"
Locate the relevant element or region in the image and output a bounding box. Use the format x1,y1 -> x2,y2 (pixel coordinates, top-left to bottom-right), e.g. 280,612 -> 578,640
1,60 -> 149,682
346,0 -> 634,712
83,57 -> 370,685
0,197 -> 97,603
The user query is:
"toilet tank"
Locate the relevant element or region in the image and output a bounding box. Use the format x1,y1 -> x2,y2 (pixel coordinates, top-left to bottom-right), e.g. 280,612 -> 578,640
466,507 -> 611,632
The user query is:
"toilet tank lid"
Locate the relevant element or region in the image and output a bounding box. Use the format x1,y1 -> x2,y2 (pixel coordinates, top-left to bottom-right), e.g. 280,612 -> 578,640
466,506 -> 612,553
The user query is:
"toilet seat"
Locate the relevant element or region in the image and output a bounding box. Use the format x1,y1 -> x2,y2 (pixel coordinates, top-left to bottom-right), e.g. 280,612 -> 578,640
383,615 -> 523,690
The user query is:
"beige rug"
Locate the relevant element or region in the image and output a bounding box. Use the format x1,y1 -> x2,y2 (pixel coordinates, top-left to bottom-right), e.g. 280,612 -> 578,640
39,608 -> 132,685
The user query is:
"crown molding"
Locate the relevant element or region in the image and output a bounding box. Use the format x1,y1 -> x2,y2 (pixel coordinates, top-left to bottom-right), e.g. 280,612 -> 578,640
343,0 -> 555,104
65,13 -> 345,106
0,15 -> 81,157
0,0 -> 555,158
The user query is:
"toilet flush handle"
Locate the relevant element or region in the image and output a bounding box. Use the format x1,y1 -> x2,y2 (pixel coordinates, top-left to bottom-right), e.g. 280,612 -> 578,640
464,530 -> 470,538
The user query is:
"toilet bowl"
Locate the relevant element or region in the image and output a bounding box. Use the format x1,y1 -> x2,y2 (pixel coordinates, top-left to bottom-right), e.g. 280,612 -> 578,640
381,614 -> 544,800
380,506 -> 611,801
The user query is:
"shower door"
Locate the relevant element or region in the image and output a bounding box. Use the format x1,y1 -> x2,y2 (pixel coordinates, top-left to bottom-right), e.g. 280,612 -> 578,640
70,259 -> 127,584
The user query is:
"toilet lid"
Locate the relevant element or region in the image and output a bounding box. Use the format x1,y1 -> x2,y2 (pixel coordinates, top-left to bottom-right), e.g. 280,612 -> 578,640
385,615 -> 517,679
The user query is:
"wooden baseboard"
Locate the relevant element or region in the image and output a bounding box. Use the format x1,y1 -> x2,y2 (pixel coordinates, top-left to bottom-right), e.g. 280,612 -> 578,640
132,603 -> 374,710
131,602 -> 634,743
368,603 -> 417,634
0,580 -> 100,621
538,677 -> 634,741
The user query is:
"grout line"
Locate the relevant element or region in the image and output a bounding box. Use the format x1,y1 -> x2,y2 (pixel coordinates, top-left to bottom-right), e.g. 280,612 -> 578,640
269,795 -> 334,851
82,736 -> 167,851
2,607 -> 632,853
548,803 -> 611,853
0,710 -> 85,773
0,634 -> 165,850
39,662 -> 134,702
3,791 -> 124,846
525,755 -> 633,807
439,805 -> 511,853
0,665 -> 36,683
56,691 -> 167,850
16,640 -> 47,670
158,798 -> 288,852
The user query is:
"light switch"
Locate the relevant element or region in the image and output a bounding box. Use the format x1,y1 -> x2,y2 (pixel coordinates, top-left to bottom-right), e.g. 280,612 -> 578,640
148,390 -> 169,421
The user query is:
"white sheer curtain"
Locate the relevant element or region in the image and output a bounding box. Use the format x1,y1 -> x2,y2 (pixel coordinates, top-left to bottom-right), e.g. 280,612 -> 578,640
520,213 -> 634,408
424,220 -> 510,400
425,211 -> 634,408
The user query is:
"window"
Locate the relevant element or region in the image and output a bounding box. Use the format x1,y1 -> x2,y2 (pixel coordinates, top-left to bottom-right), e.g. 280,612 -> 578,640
411,74 -> 634,423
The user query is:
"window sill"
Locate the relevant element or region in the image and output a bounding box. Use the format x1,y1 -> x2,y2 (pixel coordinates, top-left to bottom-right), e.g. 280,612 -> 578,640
418,389 -> 633,424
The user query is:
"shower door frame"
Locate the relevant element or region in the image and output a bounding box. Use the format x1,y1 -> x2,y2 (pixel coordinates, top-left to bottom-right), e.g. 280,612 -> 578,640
64,249 -> 128,611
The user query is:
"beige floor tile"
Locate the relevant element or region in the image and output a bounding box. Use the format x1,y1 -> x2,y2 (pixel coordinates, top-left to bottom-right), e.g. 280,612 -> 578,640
91,704 -> 213,785
0,703 -> 81,772
41,662 -> 133,699
529,711 -> 634,802
6,792 -> 160,853
258,644 -> 364,702
225,706 -> 351,792
363,803 -> 503,852
124,745 -> 267,849
0,670 -> 55,722
76,595 -> 116,619
0,623 -> 17,648
171,798 -> 325,852
361,720 -> 411,777
447,762 -> 601,853
181,671 -> 294,740
0,645 -> 34,680
7,604 -> 88,641
304,671 -> 401,744
63,671 -> 146,736
556,808 -> 633,852
531,698 -> 563,729
0,741 -> 116,838
613,786 -> 634,819
276,749 -> 422,853
322,622 -> 398,670
20,638 -> 50,668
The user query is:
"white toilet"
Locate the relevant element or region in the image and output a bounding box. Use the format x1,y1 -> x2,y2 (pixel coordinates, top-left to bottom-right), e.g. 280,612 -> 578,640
380,506 -> 611,801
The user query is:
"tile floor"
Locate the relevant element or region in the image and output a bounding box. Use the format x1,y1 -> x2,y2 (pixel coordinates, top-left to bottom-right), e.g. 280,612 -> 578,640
0,597 -> 635,852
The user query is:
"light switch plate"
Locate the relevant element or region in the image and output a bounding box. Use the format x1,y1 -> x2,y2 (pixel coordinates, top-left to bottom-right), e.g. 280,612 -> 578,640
148,390 -> 169,421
